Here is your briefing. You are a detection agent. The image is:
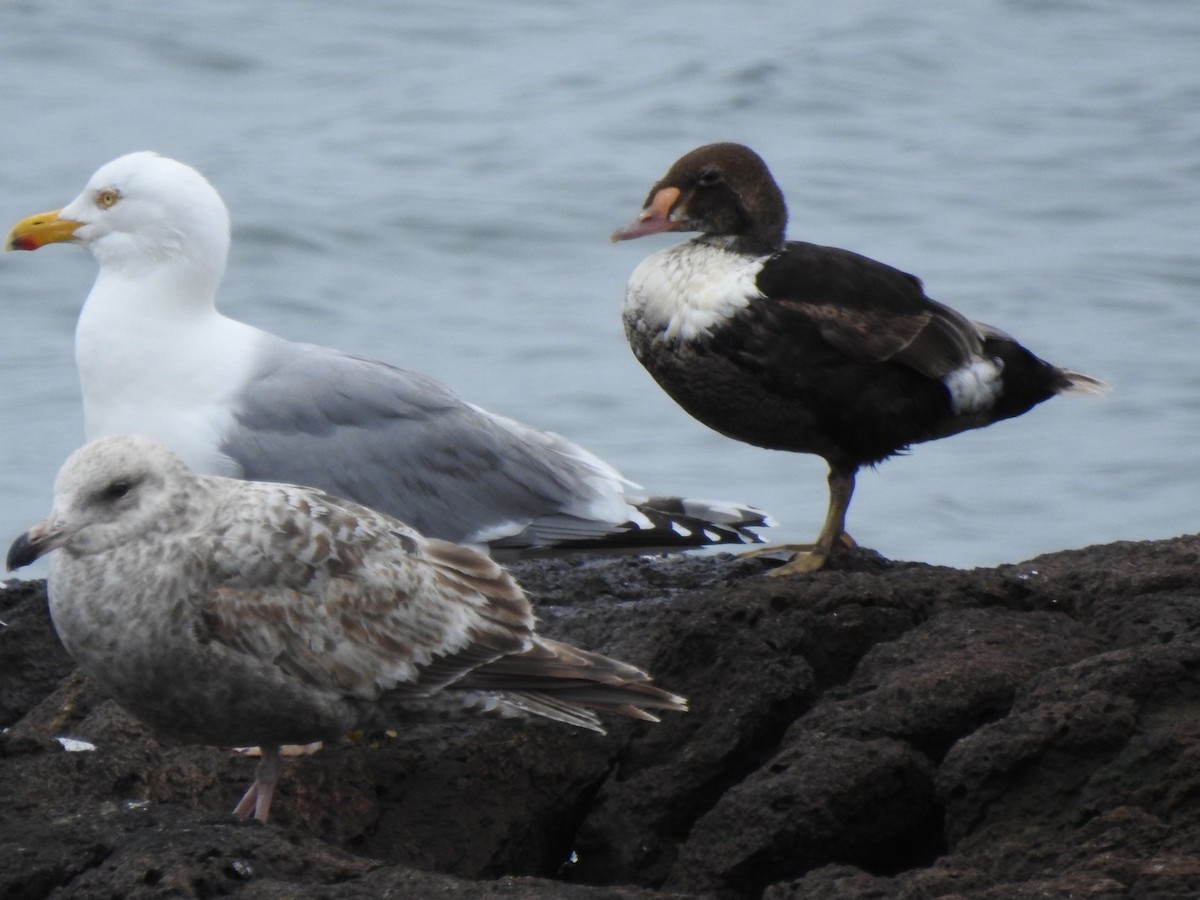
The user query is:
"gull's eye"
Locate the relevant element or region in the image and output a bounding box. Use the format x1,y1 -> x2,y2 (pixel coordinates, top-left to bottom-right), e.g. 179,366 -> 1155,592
101,480 -> 132,502
697,168 -> 723,187
95,188 -> 121,210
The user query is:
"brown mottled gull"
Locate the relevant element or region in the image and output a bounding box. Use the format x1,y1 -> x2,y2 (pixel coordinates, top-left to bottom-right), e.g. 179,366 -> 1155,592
6,434 -> 687,823
4,151 -> 770,553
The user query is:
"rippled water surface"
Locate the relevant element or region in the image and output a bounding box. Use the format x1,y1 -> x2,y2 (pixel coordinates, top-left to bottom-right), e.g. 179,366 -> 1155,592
1,0 -> 1197,575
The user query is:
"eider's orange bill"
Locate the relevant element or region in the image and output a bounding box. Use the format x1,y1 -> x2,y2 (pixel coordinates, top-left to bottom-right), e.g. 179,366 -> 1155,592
611,186 -> 682,242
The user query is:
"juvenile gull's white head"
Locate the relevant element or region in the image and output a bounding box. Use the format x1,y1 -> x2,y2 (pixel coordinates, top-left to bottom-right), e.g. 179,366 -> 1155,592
6,433 -> 200,566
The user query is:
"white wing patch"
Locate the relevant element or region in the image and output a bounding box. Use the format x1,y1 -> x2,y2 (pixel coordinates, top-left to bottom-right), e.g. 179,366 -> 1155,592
943,358 -> 1004,415
623,241 -> 765,344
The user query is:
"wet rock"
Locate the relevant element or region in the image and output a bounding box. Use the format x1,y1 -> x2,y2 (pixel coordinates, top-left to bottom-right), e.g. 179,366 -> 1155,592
2,535 -> 1199,898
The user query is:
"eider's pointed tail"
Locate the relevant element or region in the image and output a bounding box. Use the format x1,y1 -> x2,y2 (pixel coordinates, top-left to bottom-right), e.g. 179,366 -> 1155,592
1059,369 -> 1110,398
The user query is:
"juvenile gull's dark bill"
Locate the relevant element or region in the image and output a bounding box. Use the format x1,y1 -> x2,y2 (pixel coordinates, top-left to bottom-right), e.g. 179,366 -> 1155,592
6,434 -> 687,823
613,142 -> 1107,575
5,152 -> 771,555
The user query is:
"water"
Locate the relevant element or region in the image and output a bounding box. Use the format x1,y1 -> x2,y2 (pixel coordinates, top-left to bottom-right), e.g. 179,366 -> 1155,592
1,0 -> 1197,578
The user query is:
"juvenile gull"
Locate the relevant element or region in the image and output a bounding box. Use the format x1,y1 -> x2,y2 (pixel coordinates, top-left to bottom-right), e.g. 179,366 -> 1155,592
6,433 -> 687,823
5,152 -> 770,553
613,143 -> 1107,575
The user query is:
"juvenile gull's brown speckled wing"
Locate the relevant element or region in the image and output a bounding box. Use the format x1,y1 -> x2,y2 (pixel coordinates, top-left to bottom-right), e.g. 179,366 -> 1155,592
195,481 -> 535,702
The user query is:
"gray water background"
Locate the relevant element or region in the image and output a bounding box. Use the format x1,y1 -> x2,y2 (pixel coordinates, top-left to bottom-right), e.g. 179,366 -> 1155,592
1,0 -> 1197,578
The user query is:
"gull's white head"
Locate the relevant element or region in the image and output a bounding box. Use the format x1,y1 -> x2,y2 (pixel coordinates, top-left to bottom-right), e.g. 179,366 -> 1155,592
6,152 -> 231,281
6,434 -> 199,569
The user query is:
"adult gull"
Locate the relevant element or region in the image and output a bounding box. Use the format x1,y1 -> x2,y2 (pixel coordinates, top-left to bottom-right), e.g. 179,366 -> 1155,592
6,152 -> 770,553
6,433 -> 688,823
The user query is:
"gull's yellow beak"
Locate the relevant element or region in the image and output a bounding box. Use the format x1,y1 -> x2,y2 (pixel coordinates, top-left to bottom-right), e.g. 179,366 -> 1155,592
5,209 -> 83,251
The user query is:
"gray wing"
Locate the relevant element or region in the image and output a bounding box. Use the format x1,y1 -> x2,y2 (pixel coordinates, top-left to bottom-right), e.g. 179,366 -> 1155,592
220,334 -> 638,546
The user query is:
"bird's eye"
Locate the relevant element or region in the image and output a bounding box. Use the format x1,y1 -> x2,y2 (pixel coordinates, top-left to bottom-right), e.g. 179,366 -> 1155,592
102,480 -> 132,502
95,189 -> 121,210
697,168 -> 723,187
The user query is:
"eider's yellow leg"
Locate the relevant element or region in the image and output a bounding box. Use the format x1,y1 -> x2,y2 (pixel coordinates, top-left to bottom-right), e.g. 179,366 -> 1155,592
765,466 -> 857,576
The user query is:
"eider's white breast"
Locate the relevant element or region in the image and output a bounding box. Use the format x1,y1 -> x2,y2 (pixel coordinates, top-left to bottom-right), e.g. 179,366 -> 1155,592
622,241 -> 767,345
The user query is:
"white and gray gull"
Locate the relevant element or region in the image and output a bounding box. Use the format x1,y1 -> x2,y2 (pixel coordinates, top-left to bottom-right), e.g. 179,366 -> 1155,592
5,152 -> 770,553
6,433 -> 687,823
613,143 -> 1107,576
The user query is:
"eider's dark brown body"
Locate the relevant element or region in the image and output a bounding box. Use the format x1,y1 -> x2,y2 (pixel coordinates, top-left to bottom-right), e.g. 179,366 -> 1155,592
614,143 -> 1105,574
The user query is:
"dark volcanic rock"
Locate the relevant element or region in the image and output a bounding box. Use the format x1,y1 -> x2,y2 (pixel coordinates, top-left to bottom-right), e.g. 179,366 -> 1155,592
3,535 -> 1200,898
0,580 -> 74,724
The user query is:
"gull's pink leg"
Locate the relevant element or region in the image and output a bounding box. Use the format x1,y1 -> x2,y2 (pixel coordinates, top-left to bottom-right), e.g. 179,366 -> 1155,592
232,745 -> 283,823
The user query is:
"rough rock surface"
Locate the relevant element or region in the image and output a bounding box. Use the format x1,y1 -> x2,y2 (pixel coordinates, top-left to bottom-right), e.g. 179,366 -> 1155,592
3,535 -> 1200,898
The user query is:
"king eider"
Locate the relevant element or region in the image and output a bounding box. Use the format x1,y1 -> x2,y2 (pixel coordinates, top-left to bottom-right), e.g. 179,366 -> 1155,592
612,142 -> 1106,575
